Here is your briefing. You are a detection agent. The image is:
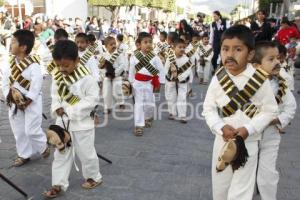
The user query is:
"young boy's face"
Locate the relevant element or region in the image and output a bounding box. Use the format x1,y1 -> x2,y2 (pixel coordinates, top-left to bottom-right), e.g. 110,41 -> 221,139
75,37 -> 88,52
174,43 -> 186,57
56,58 -> 79,75
259,47 -> 281,76
140,37 -> 153,53
221,37 -> 254,75
10,37 -> 26,56
278,53 -> 286,64
159,34 -> 166,42
202,37 -> 209,45
192,36 -> 199,44
105,39 -> 117,53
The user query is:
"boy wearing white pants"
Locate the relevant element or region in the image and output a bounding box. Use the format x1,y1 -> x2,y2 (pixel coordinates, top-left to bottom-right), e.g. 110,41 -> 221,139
165,39 -> 192,123
202,25 -> 278,200
1,30 -> 49,167
129,32 -> 164,136
43,40 -> 102,198
198,33 -> 213,84
252,41 -> 297,200
100,36 -> 126,113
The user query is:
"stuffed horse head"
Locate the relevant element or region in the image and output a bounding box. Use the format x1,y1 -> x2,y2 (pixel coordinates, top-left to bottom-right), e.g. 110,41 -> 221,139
122,80 -> 132,96
46,125 -> 71,153
216,135 -> 249,172
6,87 -> 27,114
170,63 -> 178,80
11,87 -> 26,107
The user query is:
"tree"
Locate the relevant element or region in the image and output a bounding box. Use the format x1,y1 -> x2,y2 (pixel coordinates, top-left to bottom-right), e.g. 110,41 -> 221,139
0,0 -> 4,7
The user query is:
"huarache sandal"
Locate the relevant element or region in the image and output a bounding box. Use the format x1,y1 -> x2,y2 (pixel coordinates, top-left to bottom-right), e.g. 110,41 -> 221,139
145,118 -> 153,128
13,157 -> 30,167
82,178 -> 103,189
134,126 -> 144,136
42,185 -> 62,198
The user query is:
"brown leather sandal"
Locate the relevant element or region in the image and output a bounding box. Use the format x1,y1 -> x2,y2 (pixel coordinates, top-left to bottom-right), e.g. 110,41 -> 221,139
42,185 -> 62,198
145,118 -> 153,128
13,157 -> 30,167
82,178 -> 102,189
134,127 -> 144,136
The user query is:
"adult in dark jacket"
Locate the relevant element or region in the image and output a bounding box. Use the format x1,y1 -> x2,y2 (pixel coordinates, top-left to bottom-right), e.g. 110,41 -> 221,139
250,10 -> 272,42
209,10 -> 228,73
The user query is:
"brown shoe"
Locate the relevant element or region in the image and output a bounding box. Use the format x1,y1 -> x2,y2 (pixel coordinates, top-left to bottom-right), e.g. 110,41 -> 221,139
134,126 -> 144,136
42,185 -> 62,198
145,118 -> 153,128
82,178 -> 103,189
42,146 -> 50,158
13,156 -> 30,167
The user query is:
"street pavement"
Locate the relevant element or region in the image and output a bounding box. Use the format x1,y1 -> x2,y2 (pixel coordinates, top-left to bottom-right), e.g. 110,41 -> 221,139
0,75 -> 299,200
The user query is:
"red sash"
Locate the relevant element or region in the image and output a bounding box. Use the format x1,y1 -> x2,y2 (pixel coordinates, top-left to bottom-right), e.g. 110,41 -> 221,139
135,73 -> 160,89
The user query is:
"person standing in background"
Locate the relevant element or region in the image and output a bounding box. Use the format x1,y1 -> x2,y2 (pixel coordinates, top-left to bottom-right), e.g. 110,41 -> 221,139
209,11 -> 229,74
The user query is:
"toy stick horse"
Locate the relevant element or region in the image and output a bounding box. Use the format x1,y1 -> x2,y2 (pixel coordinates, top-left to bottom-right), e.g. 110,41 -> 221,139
216,135 -> 249,172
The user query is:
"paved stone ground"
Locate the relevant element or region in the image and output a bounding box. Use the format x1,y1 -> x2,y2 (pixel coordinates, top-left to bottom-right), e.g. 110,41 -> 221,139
0,76 -> 299,200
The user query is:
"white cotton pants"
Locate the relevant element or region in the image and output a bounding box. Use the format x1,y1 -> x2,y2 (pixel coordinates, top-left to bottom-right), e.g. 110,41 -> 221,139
52,128 -> 102,191
257,126 -> 281,200
8,94 -> 47,159
197,63 -> 212,83
132,80 -> 155,127
102,76 -> 124,110
165,81 -> 187,118
212,135 -> 258,200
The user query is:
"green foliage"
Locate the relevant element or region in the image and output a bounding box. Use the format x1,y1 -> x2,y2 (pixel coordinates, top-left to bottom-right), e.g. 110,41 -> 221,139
0,0 -> 4,7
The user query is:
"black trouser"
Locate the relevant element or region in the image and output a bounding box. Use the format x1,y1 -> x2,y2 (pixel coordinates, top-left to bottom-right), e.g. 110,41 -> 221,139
211,45 -> 221,74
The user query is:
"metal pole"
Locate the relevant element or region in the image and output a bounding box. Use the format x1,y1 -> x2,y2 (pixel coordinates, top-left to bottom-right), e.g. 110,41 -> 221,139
18,0 -> 23,29
12,5 -> 14,18
270,3 -> 273,18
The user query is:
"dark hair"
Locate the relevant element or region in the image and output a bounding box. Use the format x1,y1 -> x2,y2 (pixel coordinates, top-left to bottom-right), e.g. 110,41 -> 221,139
75,32 -> 88,42
257,10 -> 267,16
52,40 -> 78,61
276,42 -> 287,56
202,32 -> 209,38
182,34 -> 192,42
213,10 -> 222,19
252,41 -> 277,64
104,36 -> 115,46
167,32 -> 179,43
54,28 -> 68,41
281,17 -> 290,25
136,32 -> 152,43
117,34 -> 124,42
174,38 -> 185,46
87,33 -> 96,42
12,30 -> 35,54
160,31 -> 168,39
221,25 -> 255,50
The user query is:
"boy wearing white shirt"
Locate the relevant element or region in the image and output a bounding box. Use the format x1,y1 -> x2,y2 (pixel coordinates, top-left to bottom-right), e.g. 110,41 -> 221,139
75,33 -> 100,83
165,39 -> 192,123
100,36 -> 126,113
1,30 -> 49,167
43,40 -> 102,198
252,41 -> 297,200
202,25 -> 278,200
129,32 -> 164,136
198,33 -> 213,84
